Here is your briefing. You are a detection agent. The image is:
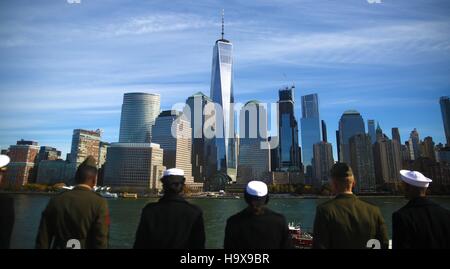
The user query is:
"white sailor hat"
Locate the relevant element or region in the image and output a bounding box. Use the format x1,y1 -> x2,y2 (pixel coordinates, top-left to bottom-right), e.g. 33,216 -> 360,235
163,168 -> 185,177
0,155 -> 10,169
400,170 -> 432,188
246,181 -> 268,197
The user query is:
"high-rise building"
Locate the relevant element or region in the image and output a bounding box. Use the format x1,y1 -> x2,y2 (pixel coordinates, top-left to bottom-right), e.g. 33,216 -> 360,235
421,136 -> 436,161
367,120 -> 376,144
209,11 -> 236,179
98,141 -> 110,168
391,138 -> 403,177
392,128 -> 401,144
437,146 -> 450,164
372,123 -> 401,187
237,101 -> 271,184
69,129 -> 101,165
300,93 -> 321,176
312,142 -> 334,187
336,130 -> 341,162
38,146 -> 61,162
338,110 -> 365,163
66,129 -> 102,183
36,159 -> 67,185
5,140 -> 40,185
277,86 -> 301,171
373,135 -> 401,186
118,92 -> 161,143
408,128 -> 421,160
349,134 -> 376,193
152,110 -> 202,191
321,120 -> 328,143
440,96 -> 450,146
185,92 -> 214,183
402,142 -> 411,162
103,143 -> 165,192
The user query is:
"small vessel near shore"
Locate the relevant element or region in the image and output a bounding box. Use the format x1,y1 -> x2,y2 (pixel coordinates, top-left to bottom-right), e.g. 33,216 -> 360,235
122,192 -> 138,199
288,223 -> 313,249
98,191 -> 118,199
94,186 -> 118,199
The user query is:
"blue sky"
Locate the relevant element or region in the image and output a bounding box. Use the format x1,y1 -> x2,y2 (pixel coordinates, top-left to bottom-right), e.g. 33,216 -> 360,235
0,0 -> 449,159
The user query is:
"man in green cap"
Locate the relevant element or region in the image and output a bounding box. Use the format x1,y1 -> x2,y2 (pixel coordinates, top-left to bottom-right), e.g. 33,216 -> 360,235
312,162 -> 389,249
36,156 -> 110,249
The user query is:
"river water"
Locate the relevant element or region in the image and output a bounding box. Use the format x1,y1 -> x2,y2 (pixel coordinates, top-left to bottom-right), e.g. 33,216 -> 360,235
8,194 -> 450,249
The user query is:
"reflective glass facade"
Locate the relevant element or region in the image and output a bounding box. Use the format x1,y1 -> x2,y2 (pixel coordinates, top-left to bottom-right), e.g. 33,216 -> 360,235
338,110 -> 365,163
368,119 -> 376,144
300,94 -> 321,168
210,39 -> 236,175
277,86 -> 300,171
119,93 -> 160,143
440,96 -> 450,146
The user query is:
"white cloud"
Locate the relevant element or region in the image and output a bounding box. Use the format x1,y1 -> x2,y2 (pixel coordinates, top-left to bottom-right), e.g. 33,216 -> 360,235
236,21 -> 450,65
108,14 -> 215,36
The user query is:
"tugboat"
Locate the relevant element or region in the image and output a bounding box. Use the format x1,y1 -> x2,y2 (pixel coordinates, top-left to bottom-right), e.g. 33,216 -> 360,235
288,223 -> 313,249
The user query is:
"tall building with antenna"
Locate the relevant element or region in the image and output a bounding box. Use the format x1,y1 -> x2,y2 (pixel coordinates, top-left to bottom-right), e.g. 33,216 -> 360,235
209,10 -> 236,179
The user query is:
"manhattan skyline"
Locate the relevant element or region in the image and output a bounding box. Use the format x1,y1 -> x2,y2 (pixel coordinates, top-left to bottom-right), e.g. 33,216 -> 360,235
1,0 -> 449,158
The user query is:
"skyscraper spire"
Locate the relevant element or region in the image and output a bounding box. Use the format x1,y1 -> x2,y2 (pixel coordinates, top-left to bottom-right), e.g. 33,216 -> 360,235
221,9 -> 224,40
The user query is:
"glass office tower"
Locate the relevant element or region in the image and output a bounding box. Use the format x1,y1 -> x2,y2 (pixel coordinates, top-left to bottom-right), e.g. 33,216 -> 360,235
209,13 -> 236,177
119,93 -> 160,143
440,96 -> 450,146
277,86 -> 301,171
368,119 -> 376,144
300,93 -> 321,171
338,110 -> 365,163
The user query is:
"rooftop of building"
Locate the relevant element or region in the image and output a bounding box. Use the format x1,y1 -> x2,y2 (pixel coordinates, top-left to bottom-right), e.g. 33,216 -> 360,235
188,91 -> 212,101
124,92 -> 160,96
343,109 -> 361,115
244,100 -> 261,106
159,110 -> 181,117
110,143 -> 161,148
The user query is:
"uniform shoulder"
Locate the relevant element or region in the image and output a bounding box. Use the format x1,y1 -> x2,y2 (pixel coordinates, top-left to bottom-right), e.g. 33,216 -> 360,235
142,201 -> 160,211
186,202 -> 203,214
316,198 -> 336,211
226,209 -> 247,224
355,197 -> 381,212
84,189 -> 107,202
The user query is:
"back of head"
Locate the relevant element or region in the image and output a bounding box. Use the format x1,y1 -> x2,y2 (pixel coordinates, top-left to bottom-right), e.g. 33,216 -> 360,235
245,181 -> 269,215
329,162 -> 355,193
161,168 -> 185,195
75,156 -> 98,185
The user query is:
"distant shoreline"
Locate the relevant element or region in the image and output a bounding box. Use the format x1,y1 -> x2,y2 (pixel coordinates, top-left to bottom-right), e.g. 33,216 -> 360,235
2,190 -> 450,200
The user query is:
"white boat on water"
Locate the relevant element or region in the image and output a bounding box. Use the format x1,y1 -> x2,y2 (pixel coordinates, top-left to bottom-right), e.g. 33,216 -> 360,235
98,191 -> 118,199
59,185 -> 118,198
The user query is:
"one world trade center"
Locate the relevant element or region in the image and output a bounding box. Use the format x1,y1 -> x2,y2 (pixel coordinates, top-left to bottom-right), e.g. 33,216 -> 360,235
209,10 -> 236,180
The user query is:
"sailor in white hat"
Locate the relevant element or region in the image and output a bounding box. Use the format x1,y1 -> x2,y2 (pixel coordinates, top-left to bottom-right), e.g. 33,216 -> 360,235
392,170 -> 450,249
400,170 -> 432,189
161,168 -> 186,194
133,168 -> 206,249
224,180 -> 293,249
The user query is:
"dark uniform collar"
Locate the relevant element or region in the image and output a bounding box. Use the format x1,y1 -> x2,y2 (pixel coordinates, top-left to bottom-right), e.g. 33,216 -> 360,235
242,206 -> 268,216
406,196 -> 434,207
335,193 -> 356,199
159,193 -> 186,203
